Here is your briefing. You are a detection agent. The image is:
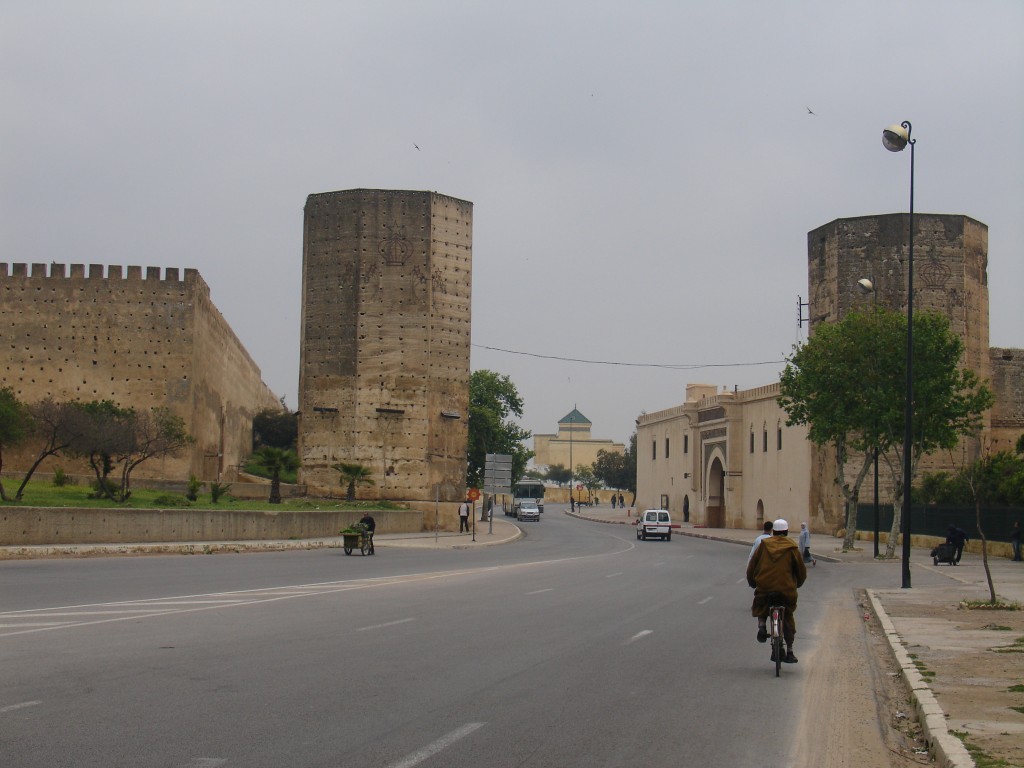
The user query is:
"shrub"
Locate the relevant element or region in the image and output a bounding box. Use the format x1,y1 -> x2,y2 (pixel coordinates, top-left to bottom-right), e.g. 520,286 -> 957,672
152,494 -> 192,507
52,467 -> 70,487
185,475 -> 203,502
210,481 -> 232,504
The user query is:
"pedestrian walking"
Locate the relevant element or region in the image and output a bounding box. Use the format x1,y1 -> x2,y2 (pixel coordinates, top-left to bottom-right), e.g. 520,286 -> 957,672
570,496 -> 575,513
1011,521 -> 1022,562
618,493 -> 624,509
458,500 -> 470,533
611,495 -> 617,509
798,522 -> 815,566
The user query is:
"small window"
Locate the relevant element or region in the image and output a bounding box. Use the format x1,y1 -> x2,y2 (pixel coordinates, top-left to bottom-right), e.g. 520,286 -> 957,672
652,440 -> 657,460
665,438 -> 670,459
750,432 -> 755,453
777,427 -> 783,450
684,434 -> 689,453
658,512 -> 670,522
763,429 -> 768,452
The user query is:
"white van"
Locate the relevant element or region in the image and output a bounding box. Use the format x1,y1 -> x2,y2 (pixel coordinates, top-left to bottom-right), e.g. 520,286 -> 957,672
636,509 -> 672,541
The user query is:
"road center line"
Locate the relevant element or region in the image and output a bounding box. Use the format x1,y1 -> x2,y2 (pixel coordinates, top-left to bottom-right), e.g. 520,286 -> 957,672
357,618 -> 416,632
627,630 -> 653,644
1,700 -> 41,714
698,597 -> 714,605
387,722 -> 485,768
606,572 -> 623,578
527,588 -> 553,595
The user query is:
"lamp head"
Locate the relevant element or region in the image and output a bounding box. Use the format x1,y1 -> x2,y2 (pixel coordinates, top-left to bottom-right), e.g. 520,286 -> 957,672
857,278 -> 875,294
882,123 -> 909,152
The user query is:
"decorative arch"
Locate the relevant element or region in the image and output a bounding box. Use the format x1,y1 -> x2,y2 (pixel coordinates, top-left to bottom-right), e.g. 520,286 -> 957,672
756,499 -> 765,527
706,454 -> 726,528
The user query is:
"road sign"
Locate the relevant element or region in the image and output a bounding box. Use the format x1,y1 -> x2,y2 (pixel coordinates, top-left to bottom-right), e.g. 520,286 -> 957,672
484,453 -> 513,494
467,488 -> 481,502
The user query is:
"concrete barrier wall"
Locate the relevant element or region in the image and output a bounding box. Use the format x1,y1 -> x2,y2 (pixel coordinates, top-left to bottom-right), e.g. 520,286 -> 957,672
0,507 -> 423,546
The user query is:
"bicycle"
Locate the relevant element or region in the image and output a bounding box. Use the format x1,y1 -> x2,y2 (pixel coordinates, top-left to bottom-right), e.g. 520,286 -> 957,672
766,592 -> 786,678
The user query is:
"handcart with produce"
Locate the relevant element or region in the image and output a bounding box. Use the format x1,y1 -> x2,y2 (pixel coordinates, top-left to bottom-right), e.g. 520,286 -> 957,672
340,523 -> 374,556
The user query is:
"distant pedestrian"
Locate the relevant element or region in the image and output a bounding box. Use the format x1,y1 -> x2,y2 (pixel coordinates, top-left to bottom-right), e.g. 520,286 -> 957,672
570,496 -> 575,513
611,495 -> 617,509
1010,521 -> 1022,562
748,520 -> 773,562
458,500 -> 470,533
798,522 -> 815,565
946,524 -> 969,565
618,493 -> 624,508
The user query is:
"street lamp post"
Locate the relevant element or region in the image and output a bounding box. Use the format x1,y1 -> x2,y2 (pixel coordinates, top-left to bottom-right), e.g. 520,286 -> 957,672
883,121 -> 916,589
857,277 -> 880,559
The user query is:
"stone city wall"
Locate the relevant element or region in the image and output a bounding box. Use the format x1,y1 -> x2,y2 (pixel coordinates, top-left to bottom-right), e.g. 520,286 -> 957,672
0,263 -> 280,481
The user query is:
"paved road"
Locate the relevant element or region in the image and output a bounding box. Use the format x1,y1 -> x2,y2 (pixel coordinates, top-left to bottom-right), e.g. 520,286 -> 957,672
1,506 -> 904,767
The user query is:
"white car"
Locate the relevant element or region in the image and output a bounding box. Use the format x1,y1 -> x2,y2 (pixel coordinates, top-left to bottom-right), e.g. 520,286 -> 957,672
636,509 -> 672,541
517,500 -> 541,522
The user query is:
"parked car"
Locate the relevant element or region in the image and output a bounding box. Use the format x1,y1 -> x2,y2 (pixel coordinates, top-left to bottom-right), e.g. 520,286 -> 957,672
517,500 -> 541,522
636,509 -> 672,541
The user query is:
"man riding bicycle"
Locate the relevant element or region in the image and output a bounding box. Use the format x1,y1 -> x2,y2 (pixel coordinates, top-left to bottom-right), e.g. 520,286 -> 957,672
746,518 -> 807,663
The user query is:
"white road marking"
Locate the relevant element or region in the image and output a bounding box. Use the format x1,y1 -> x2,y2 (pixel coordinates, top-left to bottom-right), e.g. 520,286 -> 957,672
527,588 -> 553,595
626,630 -> 653,644
1,700 -> 41,714
606,572 -> 623,578
736,578 -> 747,583
0,545 -> 640,639
698,597 -> 713,605
388,722 -> 485,768
357,618 -> 415,632
184,759 -> 227,767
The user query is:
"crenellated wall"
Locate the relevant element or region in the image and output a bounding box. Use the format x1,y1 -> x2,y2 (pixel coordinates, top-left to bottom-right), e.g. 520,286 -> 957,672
0,262 -> 280,481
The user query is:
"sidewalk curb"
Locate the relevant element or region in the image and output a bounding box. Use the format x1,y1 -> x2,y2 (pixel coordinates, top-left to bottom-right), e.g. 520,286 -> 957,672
866,589 -> 974,768
0,526 -> 523,559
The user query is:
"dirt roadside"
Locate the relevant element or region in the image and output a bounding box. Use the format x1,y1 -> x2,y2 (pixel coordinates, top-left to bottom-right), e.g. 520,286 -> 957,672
796,590 -> 928,768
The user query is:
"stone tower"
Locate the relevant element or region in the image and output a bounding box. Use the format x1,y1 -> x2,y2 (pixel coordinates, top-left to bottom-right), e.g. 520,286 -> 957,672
805,213 -> 991,522
297,189 -> 472,501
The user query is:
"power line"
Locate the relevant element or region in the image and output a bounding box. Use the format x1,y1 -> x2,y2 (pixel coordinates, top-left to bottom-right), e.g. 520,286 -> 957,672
472,344 -> 785,371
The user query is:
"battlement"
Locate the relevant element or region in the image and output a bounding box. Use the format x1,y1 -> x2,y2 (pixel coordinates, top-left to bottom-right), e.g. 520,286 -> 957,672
0,262 -> 205,289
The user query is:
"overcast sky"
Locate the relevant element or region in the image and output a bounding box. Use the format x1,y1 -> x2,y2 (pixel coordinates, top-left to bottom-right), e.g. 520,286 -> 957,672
3,1 -> 1022,447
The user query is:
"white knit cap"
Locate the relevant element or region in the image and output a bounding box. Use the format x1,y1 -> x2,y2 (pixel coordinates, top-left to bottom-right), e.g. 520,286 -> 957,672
773,518 -> 789,532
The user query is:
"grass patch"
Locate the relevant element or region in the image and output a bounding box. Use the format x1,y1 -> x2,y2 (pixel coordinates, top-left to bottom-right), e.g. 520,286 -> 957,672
991,637 -> 1024,654
951,730 -> 1012,768
912,660 -> 936,678
960,599 -> 1022,611
981,624 -> 1012,631
0,480 -> 404,512
1008,684 -> 1024,693
1011,706 -> 1024,715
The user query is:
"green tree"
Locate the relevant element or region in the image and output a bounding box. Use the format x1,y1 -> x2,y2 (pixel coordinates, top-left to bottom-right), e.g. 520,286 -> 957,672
12,398 -> 86,500
65,401 -> 135,502
250,446 -> 299,503
592,436 -> 638,500
574,465 -> 600,503
0,387 -> 32,501
65,402 -> 192,502
333,462 -> 375,501
545,463 -> 572,486
253,405 -> 298,449
467,370 -> 533,488
779,308 -> 992,553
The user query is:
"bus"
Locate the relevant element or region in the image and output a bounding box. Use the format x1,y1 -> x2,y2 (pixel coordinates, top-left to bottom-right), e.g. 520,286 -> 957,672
513,479 -> 545,514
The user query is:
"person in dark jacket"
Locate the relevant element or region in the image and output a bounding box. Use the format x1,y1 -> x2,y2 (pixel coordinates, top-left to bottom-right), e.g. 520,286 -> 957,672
746,519 -> 807,663
946,524 -> 968,565
1009,521 -> 1021,562
359,512 -> 376,554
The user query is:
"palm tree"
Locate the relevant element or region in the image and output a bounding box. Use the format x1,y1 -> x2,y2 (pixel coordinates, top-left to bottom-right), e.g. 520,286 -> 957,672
332,462 -> 375,501
250,446 -> 299,503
